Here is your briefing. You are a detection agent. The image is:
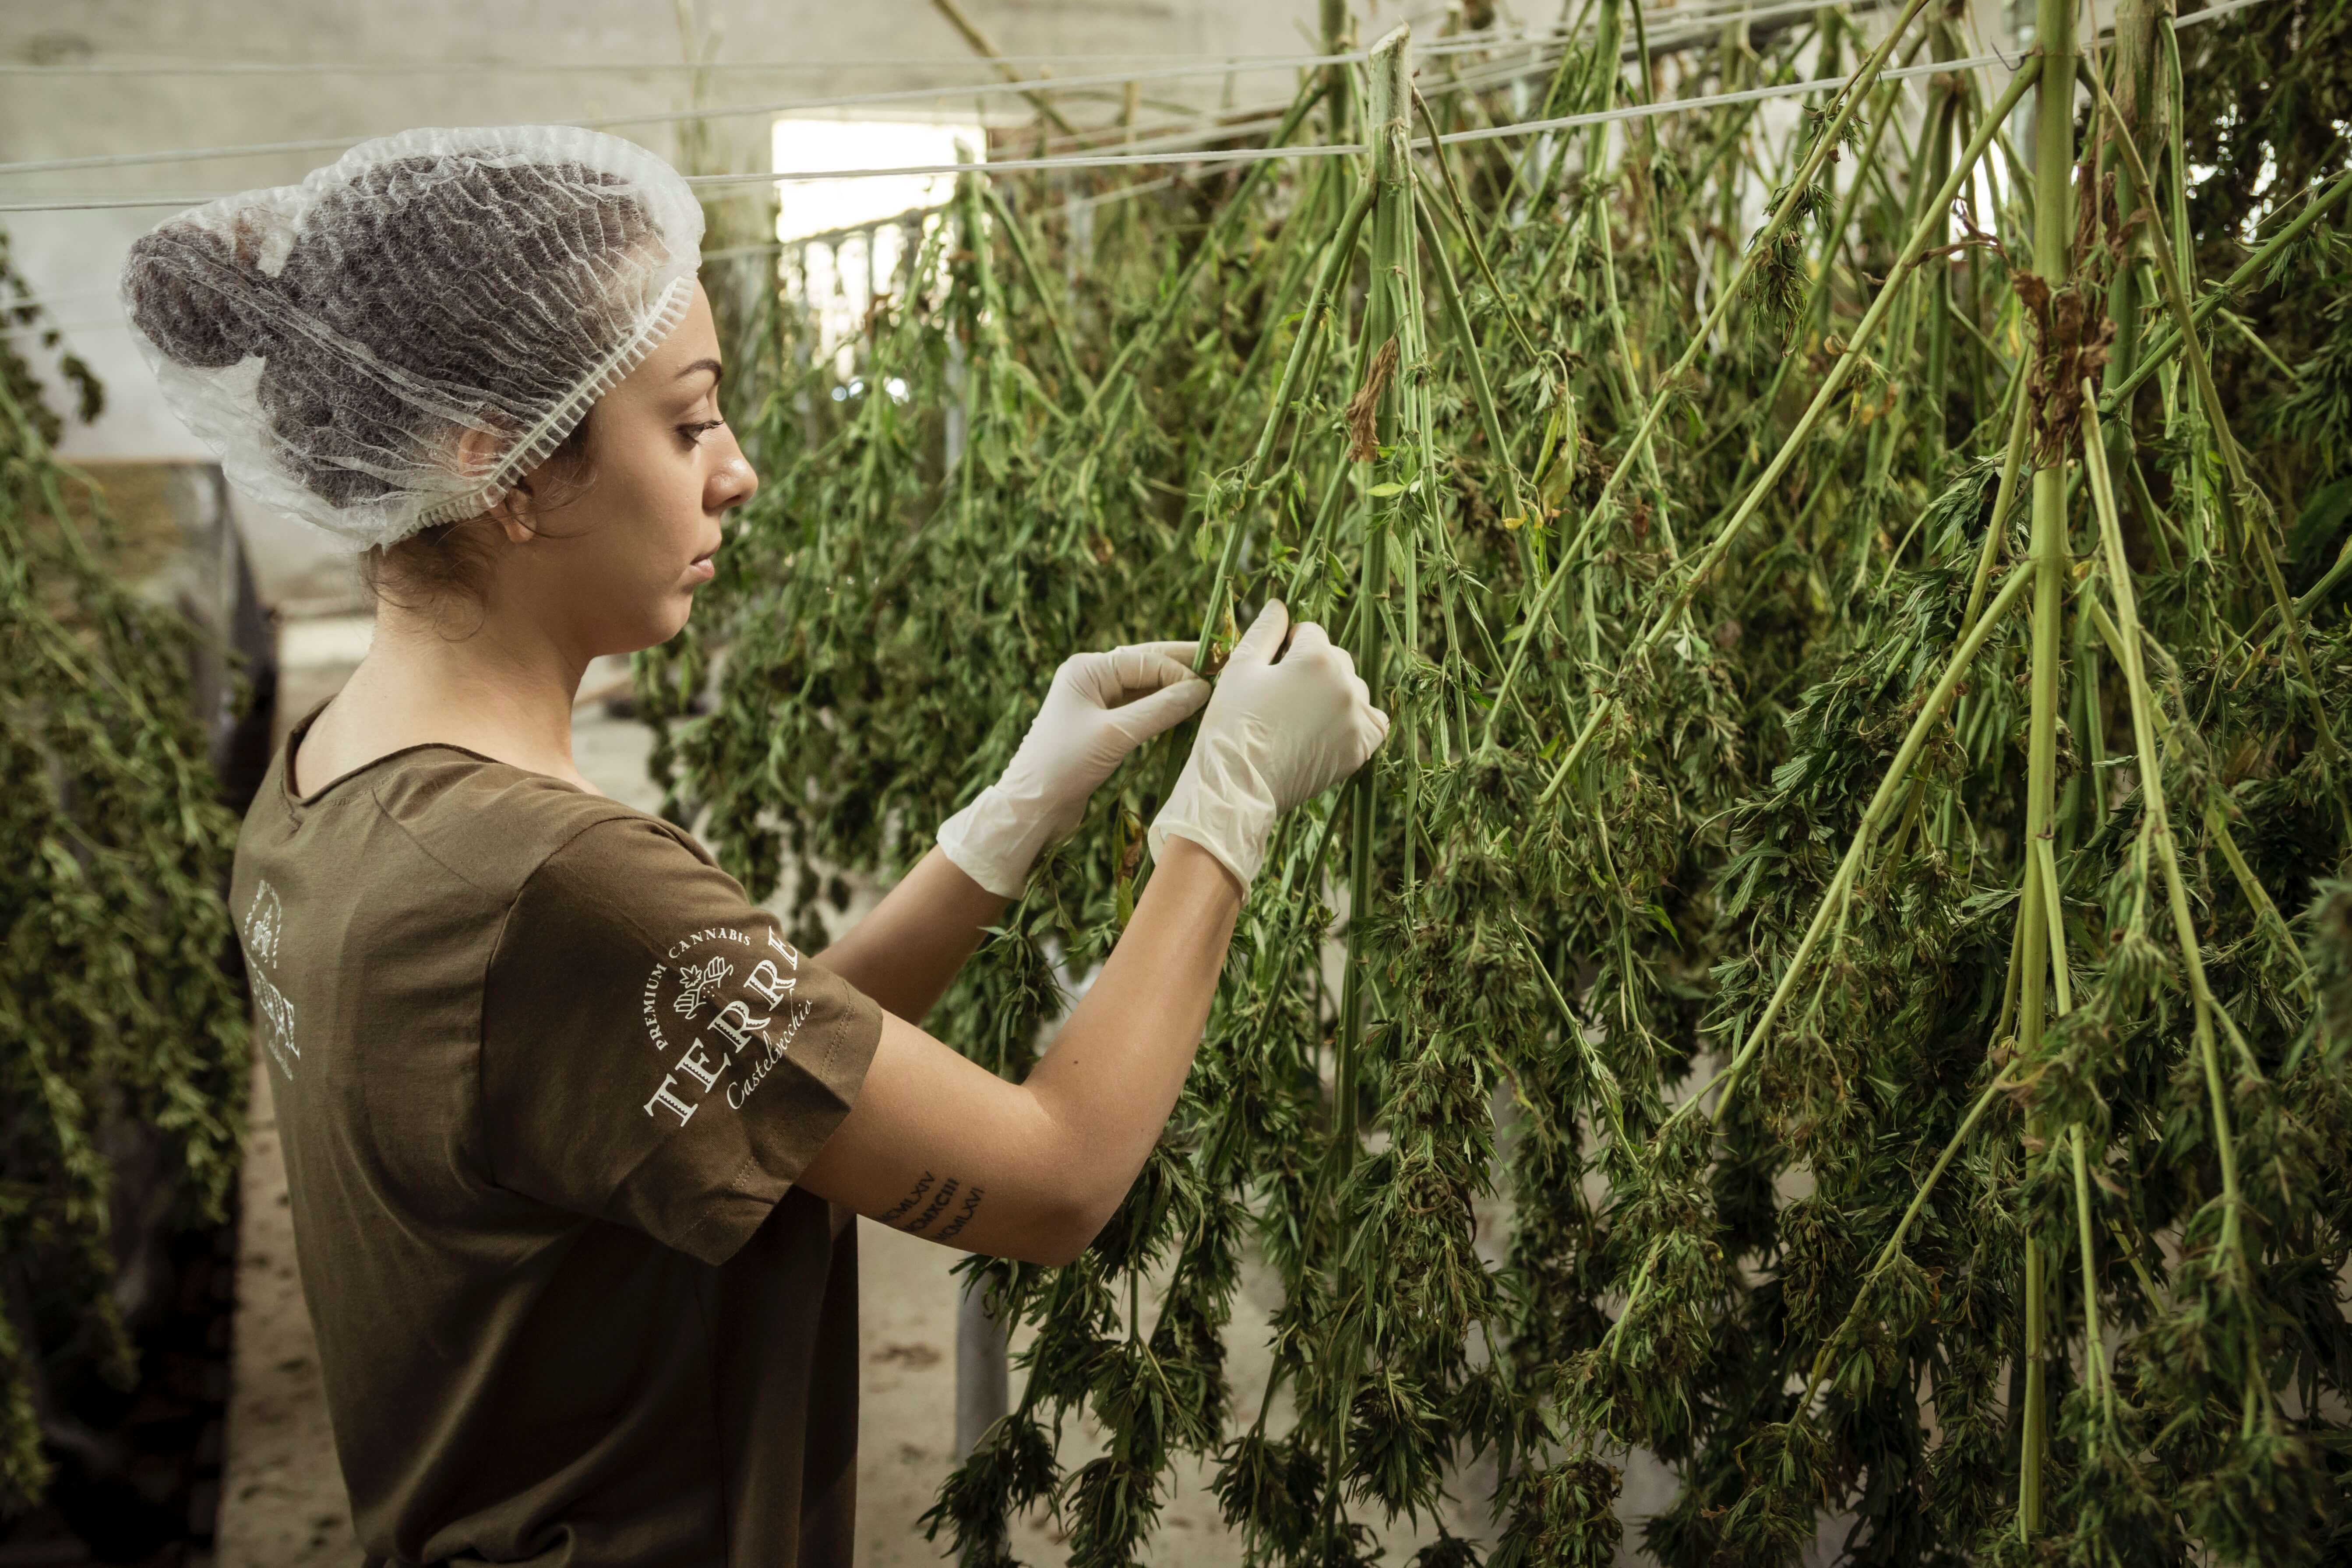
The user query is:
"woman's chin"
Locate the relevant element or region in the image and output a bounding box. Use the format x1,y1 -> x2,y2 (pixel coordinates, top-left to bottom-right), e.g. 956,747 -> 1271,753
652,592 -> 698,642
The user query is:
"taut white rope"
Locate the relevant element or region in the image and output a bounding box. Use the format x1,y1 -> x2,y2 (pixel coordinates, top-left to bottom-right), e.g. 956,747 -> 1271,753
0,0 -> 2280,215
0,0 -> 1871,183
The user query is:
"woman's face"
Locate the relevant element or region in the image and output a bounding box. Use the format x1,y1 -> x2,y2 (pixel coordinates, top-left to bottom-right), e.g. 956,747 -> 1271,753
495,281 -> 756,655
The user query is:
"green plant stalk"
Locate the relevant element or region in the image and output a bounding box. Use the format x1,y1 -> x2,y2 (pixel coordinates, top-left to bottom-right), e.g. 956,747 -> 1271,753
2079,62 -> 2332,748
2216,306 -> 2304,384
2073,1127 -> 2117,1425
1134,178 -> 1378,857
1179,183 -> 1334,504
2102,163 -> 2352,410
2154,21 -> 2209,570
1800,1056 -> 2021,1401
1528,0 -> 1622,217
2060,584 -> 2109,852
2015,0 -> 2075,1529
1960,375 -> 2035,638
1519,58 -> 2042,786
2296,538 -> 2352,616
1084,77 -> 1327,431
1571,6 -> 1675,550
2204,797 -> 2317,1004
1728,87 -> 1902,469
951,172 -> 994,538
1858,65 -> 1960,509
1590,174 -> 1678,556
1320,0 -> 1355,144
1336,23 -> 1414,1171
1284,454 -> 1360,606
1696,560 -> 2038,1124
1477,0 -> 1946,750
982,185 -> 1094,402
2081,381 -> 2253,1270
1921,18 -> 1959,437
1411,92 -> 1541,366
1413,195 -> 1525,525
1192,179 -> 1377,656
2098,0 -> 2159,412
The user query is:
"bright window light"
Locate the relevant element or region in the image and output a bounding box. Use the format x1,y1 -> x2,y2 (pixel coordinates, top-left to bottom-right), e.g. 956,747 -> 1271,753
773,118 -> 983,366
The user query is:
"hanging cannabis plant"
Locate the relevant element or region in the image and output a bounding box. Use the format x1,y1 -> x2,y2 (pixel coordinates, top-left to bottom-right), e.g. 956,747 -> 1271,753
645,0 -> 2352,1559
0,236 -> 249,1511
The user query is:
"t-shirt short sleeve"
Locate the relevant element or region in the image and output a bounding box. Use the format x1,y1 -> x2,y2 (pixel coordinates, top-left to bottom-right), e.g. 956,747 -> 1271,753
481,816 -> 884,1265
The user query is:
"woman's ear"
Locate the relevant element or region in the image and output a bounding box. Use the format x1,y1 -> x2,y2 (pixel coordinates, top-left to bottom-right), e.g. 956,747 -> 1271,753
455,423 -> 541,544
484,485 -> 540,545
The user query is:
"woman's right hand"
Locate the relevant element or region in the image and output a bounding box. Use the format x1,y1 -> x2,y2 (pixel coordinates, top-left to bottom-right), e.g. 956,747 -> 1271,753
1147,599 -> 1390,887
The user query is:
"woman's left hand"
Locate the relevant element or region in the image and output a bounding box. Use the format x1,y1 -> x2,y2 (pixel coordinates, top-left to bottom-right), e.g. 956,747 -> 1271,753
934,642 -> 1210,898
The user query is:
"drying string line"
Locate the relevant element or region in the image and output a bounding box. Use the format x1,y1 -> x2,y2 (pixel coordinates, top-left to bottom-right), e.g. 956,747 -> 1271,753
0,0 -> 1810,78
0,59 -> 1379,180
1022,0 -> 1891,162
0,0 -> 1869,183
0,0 -> 2283,215
0,29 -> 1593,180
0,55 -> 2017,211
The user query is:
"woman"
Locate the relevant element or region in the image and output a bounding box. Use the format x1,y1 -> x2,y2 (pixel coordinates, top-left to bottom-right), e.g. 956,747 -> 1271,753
124,127 -> 1385,1565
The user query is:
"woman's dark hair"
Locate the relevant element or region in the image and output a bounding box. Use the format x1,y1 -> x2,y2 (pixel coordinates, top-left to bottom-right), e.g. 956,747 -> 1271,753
124,151 -> 663,613
353,412 -> 598,619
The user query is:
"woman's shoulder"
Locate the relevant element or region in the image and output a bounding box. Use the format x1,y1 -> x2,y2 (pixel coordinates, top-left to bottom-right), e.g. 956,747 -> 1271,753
362,750 -> 715,899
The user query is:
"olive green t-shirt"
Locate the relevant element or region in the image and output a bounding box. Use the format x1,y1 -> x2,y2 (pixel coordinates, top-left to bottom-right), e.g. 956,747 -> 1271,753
230,699 -> 884,1566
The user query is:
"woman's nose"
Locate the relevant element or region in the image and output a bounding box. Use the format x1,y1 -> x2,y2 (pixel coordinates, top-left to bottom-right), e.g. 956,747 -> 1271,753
709,441 -> 758,513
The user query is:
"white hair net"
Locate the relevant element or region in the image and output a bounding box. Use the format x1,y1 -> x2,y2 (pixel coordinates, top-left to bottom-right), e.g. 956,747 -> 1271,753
121,125 -> 704,549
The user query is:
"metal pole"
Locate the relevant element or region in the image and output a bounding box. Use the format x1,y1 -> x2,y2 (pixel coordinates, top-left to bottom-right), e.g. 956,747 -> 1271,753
953,1275 -> 1008,1453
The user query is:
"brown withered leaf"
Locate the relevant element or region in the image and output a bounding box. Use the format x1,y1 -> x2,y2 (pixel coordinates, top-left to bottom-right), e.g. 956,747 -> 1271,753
1345,337 -> 1401,462
2012,269 -> 2115,466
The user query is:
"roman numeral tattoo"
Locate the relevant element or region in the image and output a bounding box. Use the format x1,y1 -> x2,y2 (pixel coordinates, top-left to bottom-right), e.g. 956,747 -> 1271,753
878,1172 -> 934,1224
933,1186 -> 985,1243
876,1171 -> 987,1240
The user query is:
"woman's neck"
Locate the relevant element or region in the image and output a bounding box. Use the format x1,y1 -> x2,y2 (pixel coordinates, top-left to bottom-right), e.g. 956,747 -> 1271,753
302,600 -> 599,794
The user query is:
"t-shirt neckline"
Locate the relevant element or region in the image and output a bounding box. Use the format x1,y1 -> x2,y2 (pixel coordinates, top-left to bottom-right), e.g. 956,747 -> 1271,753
280,696 -> 599,813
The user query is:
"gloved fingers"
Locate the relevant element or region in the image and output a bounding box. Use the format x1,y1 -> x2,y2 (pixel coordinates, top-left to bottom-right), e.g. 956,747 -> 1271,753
1099,642 -> 1202,704
1063,644 -> 1197,707
1348,673 -> 1371,707
1230,599 -> 1290,667
1107,674 -> 1213,740
1283,619 -> 1332,662
1123,639 -> 1201,668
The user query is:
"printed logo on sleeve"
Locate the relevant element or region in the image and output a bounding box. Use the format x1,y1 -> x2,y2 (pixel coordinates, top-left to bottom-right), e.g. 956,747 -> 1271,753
638,927 -> 818,1126
243,881 -> 297,1080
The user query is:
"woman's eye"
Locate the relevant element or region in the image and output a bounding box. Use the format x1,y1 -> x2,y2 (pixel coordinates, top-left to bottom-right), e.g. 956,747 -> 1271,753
678,419 -> 726,446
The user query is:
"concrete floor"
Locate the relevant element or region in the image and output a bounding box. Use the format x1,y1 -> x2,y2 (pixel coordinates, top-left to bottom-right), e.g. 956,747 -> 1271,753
216,615 -> 1551,1567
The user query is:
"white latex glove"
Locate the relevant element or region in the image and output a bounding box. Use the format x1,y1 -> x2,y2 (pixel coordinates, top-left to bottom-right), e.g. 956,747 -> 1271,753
937,642 -> 1212,898
1149,600 -> 1390,888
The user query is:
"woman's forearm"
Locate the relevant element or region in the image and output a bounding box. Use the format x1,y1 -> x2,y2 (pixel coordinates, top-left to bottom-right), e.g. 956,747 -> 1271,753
794,835 -> 1243,1265
815,846 -> 1008,1022
1021,837 -> 1243,1238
